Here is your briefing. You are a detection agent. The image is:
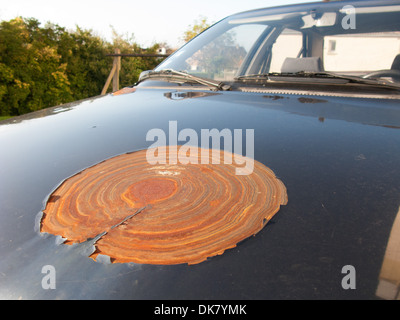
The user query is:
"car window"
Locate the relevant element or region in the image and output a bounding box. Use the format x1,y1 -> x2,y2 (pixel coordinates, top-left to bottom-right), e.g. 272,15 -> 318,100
269,29 -> 303,73
323,32 -> 400,75
156,5 -> 400,85
179,24 -> 268,81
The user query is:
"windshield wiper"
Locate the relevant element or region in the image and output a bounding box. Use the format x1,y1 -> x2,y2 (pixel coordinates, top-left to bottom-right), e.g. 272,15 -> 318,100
137,69 -> 231,91
235,71 -> 400,90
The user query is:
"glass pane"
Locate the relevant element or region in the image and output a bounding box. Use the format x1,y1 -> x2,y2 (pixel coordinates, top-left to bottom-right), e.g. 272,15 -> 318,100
323,32 -> 400,75
184,24 -> 267,80
269,29 -> 303,73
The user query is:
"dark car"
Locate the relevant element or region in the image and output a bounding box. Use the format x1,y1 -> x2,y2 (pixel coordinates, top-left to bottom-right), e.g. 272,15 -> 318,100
1,0 -> 400,301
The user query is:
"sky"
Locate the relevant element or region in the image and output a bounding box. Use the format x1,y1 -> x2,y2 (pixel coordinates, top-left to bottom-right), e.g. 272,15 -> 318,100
0,0 -> 320,48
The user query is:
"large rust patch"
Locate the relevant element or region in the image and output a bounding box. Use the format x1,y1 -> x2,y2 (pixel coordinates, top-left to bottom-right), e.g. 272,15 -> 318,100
40,147 -> 287,265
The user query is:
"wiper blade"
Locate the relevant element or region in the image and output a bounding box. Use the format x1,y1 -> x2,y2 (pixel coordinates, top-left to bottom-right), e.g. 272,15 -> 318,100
295,71 -> 400,90
138,69 -> 231,91
235,74 -> 270,81
235,71 -> 400,90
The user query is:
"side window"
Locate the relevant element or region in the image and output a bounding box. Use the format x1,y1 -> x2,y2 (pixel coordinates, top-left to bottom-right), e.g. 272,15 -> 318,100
269,29 -> 303,73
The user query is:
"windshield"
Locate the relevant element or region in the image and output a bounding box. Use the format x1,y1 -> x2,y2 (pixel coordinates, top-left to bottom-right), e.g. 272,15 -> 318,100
156,1 -> 400,85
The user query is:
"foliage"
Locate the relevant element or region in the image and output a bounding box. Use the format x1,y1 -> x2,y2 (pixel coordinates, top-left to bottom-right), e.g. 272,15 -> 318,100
0,18 -> 72,115
182,17 -> 210,43
109,27 -> 162,89
0,17 -> 165,116
186,28 -> 246,79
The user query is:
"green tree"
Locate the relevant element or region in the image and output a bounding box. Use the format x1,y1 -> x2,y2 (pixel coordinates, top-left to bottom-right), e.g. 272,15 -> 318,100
0,18 -> 71,115
57,27 -> 111,100
182,17 -> 210,43
109,28 -> 164,88
0,17 -> 166,116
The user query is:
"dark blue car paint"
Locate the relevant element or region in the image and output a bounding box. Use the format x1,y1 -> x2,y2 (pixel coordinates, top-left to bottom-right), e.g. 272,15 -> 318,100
1,83 -> 399,299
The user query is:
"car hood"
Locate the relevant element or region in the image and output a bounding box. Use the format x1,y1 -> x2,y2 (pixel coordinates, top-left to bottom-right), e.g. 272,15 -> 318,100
1,85 -> 400,299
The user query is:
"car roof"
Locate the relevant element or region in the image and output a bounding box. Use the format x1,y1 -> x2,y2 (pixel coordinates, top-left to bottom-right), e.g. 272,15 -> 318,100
231,0 -> 400,17
224,0 -> 400,35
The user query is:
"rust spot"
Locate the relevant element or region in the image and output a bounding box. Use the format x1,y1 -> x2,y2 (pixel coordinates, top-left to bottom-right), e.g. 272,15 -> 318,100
125,178 -> 178,206
40,147 -> 288,265
47,195 -> 60,203
210,199 -> 220,207
112,87 -> 136,96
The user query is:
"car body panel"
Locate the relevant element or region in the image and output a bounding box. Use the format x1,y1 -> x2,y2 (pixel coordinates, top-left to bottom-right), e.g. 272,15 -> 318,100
1,82 -> 400,299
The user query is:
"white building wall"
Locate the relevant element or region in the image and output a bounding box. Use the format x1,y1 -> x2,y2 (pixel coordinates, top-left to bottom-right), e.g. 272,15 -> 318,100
269,32 -> 400,74
324,35 -> 400,72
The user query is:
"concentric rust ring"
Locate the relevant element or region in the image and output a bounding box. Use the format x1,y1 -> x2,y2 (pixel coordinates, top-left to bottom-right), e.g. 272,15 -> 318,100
40,147 -> 288,265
